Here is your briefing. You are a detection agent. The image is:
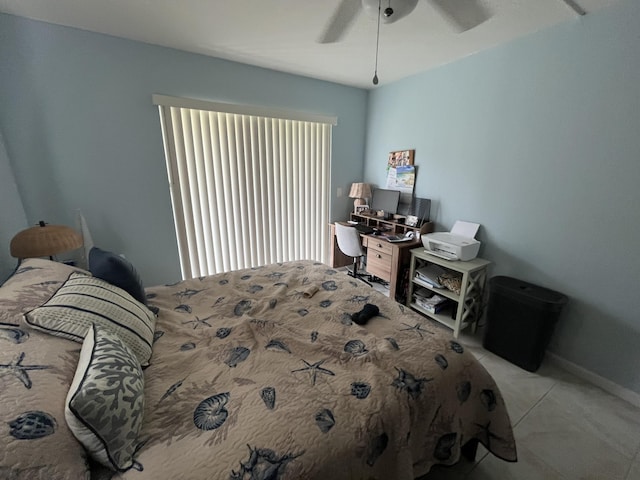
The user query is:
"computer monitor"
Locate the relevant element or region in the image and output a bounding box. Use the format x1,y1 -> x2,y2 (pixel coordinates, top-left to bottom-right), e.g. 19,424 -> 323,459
370,188 -> 400,215
398,197 -> 431,223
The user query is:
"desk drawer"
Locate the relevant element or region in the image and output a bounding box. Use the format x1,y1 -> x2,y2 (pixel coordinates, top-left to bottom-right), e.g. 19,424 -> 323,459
367,239 -> 394,256
367,250 -> 392,281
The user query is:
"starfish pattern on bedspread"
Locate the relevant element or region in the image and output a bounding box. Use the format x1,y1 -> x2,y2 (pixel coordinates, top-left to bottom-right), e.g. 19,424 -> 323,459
291,359 -> 335,386
182,315 -> 214,329
400,322 -> 434,339
105,259 -> 518,476
0,352 -> 50,389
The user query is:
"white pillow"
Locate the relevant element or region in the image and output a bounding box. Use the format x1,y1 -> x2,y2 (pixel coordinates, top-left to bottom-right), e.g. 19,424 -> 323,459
65,324 -> 145,471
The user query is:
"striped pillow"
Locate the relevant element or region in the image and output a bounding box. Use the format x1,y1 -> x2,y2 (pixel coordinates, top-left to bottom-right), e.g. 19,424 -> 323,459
25,272 -> 156,366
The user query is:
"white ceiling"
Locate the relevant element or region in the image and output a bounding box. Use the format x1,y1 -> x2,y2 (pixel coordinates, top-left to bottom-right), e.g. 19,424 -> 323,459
0,0 -> 619,89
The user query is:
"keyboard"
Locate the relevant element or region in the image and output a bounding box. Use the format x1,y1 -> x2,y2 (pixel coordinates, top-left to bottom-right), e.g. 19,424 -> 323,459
354,224 -> 374,234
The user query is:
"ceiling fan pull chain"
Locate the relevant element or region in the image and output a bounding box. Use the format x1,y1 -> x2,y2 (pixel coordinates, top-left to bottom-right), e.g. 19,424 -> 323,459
372,0 -> 382,85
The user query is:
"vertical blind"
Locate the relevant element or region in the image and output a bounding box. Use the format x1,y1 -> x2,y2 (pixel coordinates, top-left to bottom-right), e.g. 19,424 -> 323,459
154,96 -> 334,279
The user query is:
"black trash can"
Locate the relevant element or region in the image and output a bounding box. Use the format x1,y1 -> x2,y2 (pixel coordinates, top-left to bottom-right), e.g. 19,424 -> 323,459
483,276 -> 568,372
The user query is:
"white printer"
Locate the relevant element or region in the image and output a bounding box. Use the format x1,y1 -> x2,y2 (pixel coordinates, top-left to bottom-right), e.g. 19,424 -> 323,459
421,221 -> 481,261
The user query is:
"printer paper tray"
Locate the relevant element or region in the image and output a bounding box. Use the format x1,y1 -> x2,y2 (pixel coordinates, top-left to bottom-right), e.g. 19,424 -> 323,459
425,249 -> 459,261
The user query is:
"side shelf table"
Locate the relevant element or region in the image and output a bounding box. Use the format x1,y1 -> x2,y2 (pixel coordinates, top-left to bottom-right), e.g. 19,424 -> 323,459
406,248 -> 490,338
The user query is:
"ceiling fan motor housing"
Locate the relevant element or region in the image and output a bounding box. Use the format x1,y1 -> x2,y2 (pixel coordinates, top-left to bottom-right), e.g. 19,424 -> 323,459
362,0 -> 418,24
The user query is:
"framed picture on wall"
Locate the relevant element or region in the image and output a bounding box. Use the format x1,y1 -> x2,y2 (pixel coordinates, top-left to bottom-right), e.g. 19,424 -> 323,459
387,149 -> 414,169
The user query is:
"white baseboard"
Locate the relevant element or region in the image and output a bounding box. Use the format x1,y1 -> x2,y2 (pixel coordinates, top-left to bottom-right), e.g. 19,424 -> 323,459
546,352 -> 640,409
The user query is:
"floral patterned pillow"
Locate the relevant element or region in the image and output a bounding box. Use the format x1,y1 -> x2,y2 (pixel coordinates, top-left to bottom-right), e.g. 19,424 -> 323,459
65,324 -> 145,472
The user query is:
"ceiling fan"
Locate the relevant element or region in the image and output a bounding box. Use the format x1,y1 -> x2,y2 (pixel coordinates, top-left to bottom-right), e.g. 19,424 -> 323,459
317,0 -> 493,44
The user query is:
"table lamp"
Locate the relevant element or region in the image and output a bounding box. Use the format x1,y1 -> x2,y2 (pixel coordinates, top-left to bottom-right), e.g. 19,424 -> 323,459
10,221 -> 83,260
349,183 -> 372,214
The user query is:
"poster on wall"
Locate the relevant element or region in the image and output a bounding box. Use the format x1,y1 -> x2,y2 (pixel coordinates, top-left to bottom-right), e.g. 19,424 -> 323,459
386,149 -> 415,204
387,149 -> 414,169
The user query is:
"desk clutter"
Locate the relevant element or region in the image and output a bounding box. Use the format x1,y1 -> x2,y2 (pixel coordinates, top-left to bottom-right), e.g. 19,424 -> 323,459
415,265 -> 462,295
349,220 -> 416,242
365,188 -> 431,224
333,185 -> 487,337
329,215 -> 434,302
412,288 -> 454,315
349,212 -> 433,237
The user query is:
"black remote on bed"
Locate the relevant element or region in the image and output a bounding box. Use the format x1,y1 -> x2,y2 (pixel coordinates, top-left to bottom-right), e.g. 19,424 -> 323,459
351,304 -> 380,325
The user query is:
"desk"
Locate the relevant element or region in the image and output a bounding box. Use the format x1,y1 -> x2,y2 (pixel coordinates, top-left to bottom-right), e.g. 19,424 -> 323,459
362,234 -> 420,301
329,216 -> 433,302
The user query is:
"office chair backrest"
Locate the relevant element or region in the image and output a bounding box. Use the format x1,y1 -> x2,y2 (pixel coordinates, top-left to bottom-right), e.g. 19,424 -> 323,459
335,223 -> 365,258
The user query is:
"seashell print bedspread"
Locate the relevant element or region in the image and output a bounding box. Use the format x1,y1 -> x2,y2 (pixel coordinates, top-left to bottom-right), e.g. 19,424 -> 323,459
116,261 -> 516,480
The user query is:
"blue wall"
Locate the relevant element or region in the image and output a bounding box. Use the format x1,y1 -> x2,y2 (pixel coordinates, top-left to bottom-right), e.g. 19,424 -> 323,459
365,0 -> 640,394
0,130 -> 27,281
0,13 -> 367,286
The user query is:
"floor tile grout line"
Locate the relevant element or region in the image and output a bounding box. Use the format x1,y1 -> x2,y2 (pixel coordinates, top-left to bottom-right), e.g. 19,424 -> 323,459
465,449 -> 490,476
463,380 -> 561,479
623,429 -> 640,479
511,378 -> 558,429
529,379 -> 640,464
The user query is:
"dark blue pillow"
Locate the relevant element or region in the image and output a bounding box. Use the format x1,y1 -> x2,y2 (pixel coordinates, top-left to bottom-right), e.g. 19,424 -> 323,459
88,247 -> 147,305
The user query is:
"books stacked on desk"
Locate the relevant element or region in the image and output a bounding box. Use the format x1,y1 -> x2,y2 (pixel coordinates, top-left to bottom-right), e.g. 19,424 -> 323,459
412,287 -> 451,314
415,265 -> 446,288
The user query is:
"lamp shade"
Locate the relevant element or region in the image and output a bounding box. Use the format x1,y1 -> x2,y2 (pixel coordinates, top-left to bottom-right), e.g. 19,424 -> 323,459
10,221 -> 83,259
348,183 -> 372,214
349,183 -> 372,200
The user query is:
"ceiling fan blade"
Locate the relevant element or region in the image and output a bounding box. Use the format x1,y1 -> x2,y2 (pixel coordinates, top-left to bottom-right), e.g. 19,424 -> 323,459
317,0 -> 363,44
428,0 -> 492,32
559,0 -> 587,16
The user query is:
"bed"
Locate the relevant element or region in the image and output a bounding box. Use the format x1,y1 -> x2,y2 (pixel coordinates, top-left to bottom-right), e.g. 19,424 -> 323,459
0,257 -> 516,479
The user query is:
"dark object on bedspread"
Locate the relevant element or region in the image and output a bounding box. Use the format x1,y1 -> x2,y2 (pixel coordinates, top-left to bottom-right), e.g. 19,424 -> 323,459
351,303 -> 380,324
110,260 -> 516,480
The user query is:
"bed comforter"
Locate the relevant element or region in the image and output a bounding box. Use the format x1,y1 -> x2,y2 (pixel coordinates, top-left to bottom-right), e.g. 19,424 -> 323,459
112,260 -> 516,479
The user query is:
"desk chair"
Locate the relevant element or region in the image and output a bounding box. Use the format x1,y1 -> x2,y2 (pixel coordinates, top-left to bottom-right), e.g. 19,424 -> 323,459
335,223 -> 371,286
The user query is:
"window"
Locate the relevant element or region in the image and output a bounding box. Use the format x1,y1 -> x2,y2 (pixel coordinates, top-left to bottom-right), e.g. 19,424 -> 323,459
154,95 -> 335,278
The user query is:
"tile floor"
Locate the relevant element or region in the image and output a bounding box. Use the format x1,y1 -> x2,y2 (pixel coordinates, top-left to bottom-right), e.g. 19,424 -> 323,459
365,277 -> 640,480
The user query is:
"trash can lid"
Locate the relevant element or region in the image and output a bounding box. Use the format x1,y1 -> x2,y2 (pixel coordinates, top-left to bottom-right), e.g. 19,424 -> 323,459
489,276 -> 568,306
